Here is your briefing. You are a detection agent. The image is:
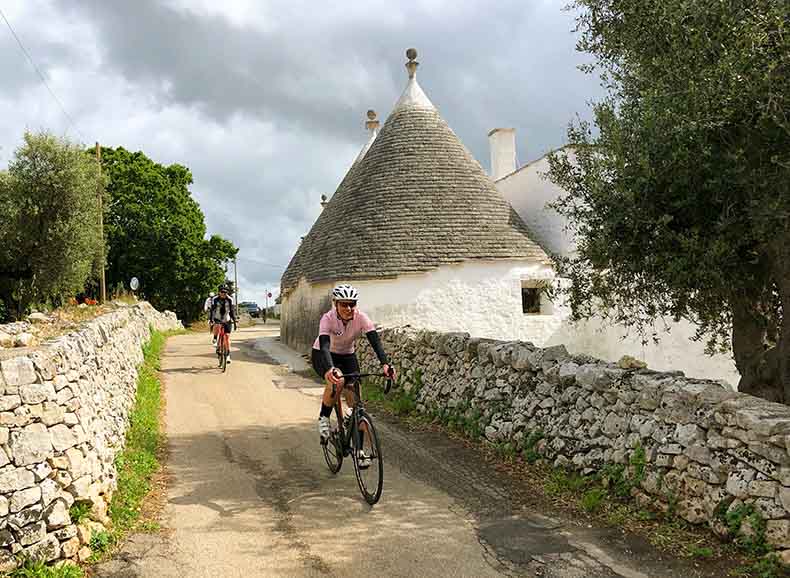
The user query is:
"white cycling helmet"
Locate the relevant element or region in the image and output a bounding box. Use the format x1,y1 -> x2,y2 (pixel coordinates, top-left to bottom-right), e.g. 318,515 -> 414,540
332,284 -> 359,301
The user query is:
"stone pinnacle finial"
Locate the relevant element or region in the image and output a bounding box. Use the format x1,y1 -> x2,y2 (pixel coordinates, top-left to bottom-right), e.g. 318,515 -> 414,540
365,109 -> 379,131
406,47 -> 419,79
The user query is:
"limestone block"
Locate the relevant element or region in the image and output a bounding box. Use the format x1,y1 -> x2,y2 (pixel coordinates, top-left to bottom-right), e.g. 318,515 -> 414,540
0,332 -> 12,349
68,476 -> 91,500
17,521 -> 46,546
55,387 -> 74,406
31,461 -> 52,482
24,534 -> 59,562
53,524 -> 77,541
726,470 -> 756,498
0,496 -> 7,517
53,374 -> 70,391
748,480 -> 778,499
767,519 -> 790,548
40,478 -> 59,507
0,426 -> 8,445
58,490 -> 75,508
753,497 -> 787,520
747,441 -> 790,467
602,412 -> 628,436
558,362 -> 578,386
0,529 -> 14,547
44,499 -> 70,530
53,470 -> 72,488
0,466 -> 35,492
735,405 -> 790,437
40,402 -> 65,427
77,546 -> 92,562
14,333 -> 36,347
49,424 -> 77,452
0,395 -> 21,412
61,536 -> 80,558
10,423 -> 53,466
678,499 -> 707,524
10,486 -> 41,513
684,444 -> 712,465
676,424 -> 706,447
0,357 -> 36,386
780,486 -> 790,511
7,505 -> 42,530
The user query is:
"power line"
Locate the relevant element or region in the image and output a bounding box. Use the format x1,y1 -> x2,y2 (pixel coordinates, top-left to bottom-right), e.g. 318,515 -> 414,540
0,7 -> 86,141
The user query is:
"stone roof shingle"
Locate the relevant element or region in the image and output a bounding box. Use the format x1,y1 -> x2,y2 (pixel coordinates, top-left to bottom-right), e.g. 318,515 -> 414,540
281,55 -> 550,292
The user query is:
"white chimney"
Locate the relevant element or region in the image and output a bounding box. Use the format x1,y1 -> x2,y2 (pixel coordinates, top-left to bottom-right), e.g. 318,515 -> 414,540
488,128 -> 517,180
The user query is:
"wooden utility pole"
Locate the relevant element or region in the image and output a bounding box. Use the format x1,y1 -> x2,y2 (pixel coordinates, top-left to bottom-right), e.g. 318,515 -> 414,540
234,258 -> 239,303
95,143 -> 107,303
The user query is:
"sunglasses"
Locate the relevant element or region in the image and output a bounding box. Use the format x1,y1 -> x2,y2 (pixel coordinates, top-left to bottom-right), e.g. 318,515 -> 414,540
336,301 -> 357,309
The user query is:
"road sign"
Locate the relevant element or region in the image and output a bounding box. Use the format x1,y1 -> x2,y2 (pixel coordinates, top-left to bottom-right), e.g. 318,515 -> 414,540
130,277 -> 139,291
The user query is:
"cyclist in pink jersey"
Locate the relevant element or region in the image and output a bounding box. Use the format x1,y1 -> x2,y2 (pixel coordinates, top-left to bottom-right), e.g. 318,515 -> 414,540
312,284 -> 396,449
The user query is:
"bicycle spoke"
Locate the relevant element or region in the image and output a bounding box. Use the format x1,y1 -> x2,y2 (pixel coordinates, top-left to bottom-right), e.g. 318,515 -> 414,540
353,413 -> 383,505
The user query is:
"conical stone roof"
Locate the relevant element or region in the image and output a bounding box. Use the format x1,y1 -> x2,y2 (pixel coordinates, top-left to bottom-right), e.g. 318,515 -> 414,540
281,51 -> 550,292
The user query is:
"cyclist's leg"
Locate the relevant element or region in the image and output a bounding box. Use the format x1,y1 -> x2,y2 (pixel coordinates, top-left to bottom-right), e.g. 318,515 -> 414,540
312,349 -> 336,439
224,322 -> 232,361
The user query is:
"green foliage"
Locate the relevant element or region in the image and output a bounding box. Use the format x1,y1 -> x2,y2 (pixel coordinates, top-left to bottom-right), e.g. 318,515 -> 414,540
109,330 -> 166,536
99,147 -> 237,322
687,546 -> 714,559
8,560 -> 83,578
0,132 -> 105,320
600,446 -> 646,498
726,503 -> 770,556
522,430 -> 545,464
549,0 -> 790,399
68,501 -> 91,523
391,388 -> 418,416
739,554 -> 784,578
89,530 -> 115,559
581,488 -> 607,513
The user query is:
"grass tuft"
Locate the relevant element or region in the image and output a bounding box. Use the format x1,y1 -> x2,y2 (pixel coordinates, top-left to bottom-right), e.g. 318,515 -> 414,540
98,329 -> 173,561
7,559 -> 83,578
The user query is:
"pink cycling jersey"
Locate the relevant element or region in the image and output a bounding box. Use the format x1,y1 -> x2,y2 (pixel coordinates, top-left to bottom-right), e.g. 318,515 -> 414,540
312,309 -> 375,354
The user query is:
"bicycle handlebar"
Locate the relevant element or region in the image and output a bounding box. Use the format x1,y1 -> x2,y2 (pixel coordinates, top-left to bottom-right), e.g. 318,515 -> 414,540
337,371 -> 395,394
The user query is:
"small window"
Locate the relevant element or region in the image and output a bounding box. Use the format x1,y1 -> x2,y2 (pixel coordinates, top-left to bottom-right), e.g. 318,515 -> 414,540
522,287 -> 541,314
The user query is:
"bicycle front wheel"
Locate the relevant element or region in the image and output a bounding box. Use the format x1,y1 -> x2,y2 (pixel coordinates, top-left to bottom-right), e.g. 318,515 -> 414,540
322,409 -> 343,474
353,412 -> 383,505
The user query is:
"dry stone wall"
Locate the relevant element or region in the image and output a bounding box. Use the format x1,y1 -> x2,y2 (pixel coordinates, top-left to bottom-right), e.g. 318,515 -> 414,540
358,328 -> 790,555
0,303 -> 180,569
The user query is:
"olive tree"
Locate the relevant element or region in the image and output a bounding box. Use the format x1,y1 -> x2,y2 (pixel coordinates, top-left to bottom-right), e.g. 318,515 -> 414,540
0,132 -> 105,320
548,0 -> 790,401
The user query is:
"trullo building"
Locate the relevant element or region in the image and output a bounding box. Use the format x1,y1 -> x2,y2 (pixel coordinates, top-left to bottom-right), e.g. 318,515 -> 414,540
280,49 -> 563,353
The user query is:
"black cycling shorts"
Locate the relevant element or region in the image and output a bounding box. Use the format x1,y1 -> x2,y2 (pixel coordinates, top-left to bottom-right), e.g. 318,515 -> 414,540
216,321 -> 233,334
311,349 -> 359,381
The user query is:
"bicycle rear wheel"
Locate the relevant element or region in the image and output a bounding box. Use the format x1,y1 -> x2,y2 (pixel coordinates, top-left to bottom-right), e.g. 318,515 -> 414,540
322,408 -> 343,474
352,412 -> 383,505
218,336 -> 227,372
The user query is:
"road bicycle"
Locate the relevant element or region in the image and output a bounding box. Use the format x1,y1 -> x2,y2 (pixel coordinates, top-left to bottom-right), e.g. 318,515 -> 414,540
321,371 -> 393,505
215,322 -> 234,372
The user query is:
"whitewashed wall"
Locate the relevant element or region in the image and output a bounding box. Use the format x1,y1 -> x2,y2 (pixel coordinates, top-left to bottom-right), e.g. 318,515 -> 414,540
496,154 -> 576,258
496,153 -> 740,387
281,258 -> 560,353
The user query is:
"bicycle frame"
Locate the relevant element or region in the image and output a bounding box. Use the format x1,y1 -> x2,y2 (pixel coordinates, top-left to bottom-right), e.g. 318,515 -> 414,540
331,378 -> 364,455
215,323 -> 229,371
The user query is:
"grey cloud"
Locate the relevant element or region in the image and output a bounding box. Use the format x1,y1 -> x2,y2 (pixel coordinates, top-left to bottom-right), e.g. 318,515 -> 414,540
10,1 -> 603,303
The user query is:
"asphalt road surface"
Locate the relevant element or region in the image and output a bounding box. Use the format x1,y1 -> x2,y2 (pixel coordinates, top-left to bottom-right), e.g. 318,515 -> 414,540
94,325 -> 734,578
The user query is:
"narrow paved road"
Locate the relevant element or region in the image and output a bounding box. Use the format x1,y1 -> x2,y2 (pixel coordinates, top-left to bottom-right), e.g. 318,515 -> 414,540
95,325 -> 731,578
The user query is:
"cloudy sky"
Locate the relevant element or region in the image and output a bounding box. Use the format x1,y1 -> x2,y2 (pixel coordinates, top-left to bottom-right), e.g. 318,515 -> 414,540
1,0 -> 602,306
